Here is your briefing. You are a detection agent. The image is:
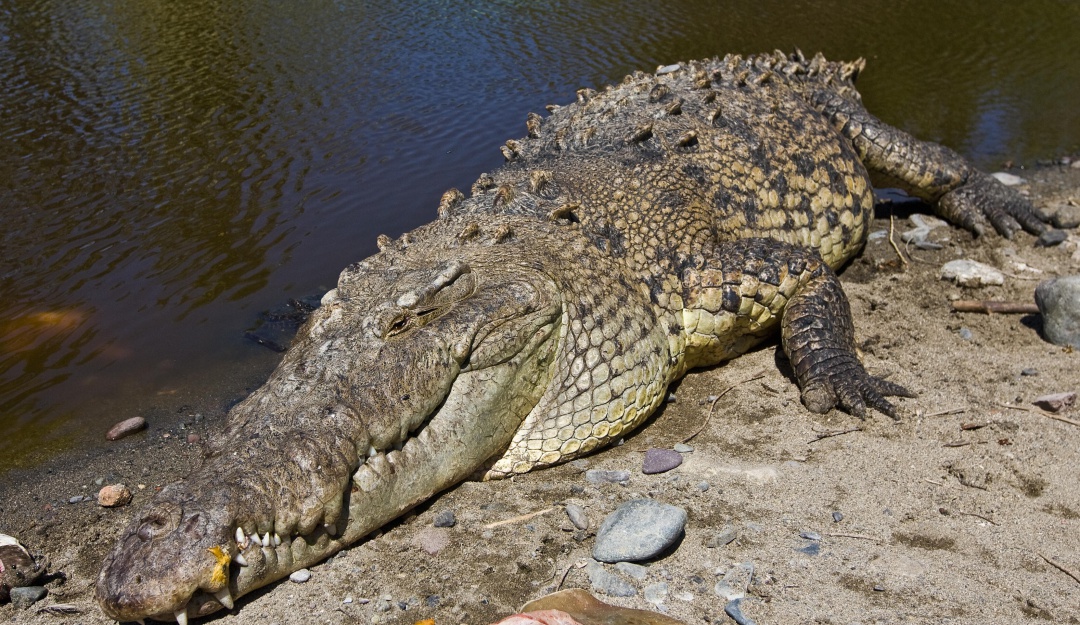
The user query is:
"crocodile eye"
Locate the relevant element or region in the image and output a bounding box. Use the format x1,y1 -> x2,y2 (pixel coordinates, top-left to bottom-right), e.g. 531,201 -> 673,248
386,313 -> 412,337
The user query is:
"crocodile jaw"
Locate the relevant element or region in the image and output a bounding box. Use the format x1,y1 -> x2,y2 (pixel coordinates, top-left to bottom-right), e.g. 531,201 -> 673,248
96,285 -> 561,622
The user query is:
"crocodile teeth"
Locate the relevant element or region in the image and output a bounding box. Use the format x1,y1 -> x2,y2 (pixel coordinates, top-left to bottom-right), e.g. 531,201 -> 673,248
235,527 -> 246,546
234,552 -> 248,566
325,522 -> 337,536
261,532 -> 271,547
367,445 -> 378,458
175,609 -> 189,625
214,588 -> 235,610
273,532 -> 282,546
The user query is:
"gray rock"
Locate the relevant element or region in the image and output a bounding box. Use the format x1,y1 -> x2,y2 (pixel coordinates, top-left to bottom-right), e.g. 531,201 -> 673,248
585,469 -> 630,485
592,498 -> 687,563
642,448 -> 682,474
586,561 -> 637,597
705,525 -> 738,548
1036,229 -> 1068,247
1032,391 -> 1077,413
289,569 -> 311,583
941,260 -> 1004,287
958,327 -> 973,341
614,561 -> 649,580
10,586 -> 47,610
1036,276 -> 1080,348
1021,368 -> 1039,376
433,510 -> 456,528
565,504 -> 589,530
831,511 -> 844,523
644,582 -> 669,605
673,443 -> 694,453
1049,203 -> 1080,229
724,598 -> 759,625
696,481 -> 710,492
800,531 -> 822,541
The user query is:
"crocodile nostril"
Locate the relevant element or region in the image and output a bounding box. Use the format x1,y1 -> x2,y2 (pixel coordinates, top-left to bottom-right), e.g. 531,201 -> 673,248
136,515 -> 169,541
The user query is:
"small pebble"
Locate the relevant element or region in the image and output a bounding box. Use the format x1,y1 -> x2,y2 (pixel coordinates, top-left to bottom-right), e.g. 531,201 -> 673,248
941,259 -> 1004,287
657,64 -> 681,75
105,417 -> 147,441
186,433 -> 201,444
644,582 -> 669,605
1036,276 -> 1080,348
831,511 -> 844,523
958,328 -> 973,341
10,586 -> 47,610
990,171 -> 1025,186
433,510 -> 456,528
586,561 -> 637,597
289,569 -> 311,583
642,448 -> 682,474
585,469 -> 630,485
97,484 -> 132,508
565,504 -> 589,530
1032,392 -> 1076,413
799,531 -> 822,541
1049,203 -> 1080,229
673,443 -> 693,453
1021,368 -> 1038,377
593,498 -> 687,563
614,561 -> 649,580
705,525 -> 738,548
696,481 -> 710,492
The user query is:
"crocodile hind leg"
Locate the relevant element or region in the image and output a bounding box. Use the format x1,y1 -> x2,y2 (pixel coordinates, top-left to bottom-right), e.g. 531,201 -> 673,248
809,90 -> 1050,238
681,238 -> 914,418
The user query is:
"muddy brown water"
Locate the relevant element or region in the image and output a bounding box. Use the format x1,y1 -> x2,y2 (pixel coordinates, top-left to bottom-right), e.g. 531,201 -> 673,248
2,0 -> 1079,475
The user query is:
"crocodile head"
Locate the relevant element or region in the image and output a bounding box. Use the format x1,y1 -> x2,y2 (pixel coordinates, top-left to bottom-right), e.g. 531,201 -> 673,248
97,226 -> 567,622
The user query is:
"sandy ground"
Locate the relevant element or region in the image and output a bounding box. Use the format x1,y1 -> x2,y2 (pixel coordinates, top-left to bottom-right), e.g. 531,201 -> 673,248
2,164 -> 1080,625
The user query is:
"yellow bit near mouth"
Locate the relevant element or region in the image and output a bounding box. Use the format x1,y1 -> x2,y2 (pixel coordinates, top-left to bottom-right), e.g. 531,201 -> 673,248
207,546 -> 230,588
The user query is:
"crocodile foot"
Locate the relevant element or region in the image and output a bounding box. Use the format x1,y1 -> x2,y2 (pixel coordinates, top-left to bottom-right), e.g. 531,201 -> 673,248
937,170 -> 1052,238
798,352 -> 915,420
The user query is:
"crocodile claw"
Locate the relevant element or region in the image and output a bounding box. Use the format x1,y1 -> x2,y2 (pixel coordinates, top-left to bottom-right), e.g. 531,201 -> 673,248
799,354 -> 915,420
937,171 -> 1051,239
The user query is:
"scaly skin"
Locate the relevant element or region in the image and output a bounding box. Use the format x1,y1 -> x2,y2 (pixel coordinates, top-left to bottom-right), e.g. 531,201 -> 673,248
96,51 -> 1055,622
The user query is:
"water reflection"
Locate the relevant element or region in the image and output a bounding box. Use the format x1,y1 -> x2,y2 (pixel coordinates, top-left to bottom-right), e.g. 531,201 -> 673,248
1,0 -> 1078,472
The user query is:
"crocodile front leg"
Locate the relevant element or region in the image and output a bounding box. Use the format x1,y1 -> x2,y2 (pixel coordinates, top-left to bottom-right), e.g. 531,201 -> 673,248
681,238 -> 913,418
810,89 -> 1051,238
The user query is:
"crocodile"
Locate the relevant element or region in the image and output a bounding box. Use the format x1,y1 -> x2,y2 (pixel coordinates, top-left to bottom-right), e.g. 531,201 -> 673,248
96,51 -> 1052,623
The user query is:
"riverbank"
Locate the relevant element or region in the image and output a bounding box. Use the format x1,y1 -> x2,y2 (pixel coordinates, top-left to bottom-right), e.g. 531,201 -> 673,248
3,163 -> 1079,624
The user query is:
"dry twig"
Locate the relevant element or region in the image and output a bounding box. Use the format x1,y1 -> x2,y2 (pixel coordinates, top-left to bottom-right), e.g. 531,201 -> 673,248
995,402 -> 1080,427
924,406 -> 967,418
825,532 -> 882,542
808,427 -> 862,444
1039,553 -> 1080,587
483,507 -> 555,530
684,369 -> 768,443
956,510 -> 998,526
951,300 -> 1039,314
888,212 -> 909,267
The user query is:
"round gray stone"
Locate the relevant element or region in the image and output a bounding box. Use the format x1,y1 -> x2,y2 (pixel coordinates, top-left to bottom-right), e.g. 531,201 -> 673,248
10,586 -> 47,610
433,509 -> 456,528
592,498 -> 687,563
1036,276 -> 1080,348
